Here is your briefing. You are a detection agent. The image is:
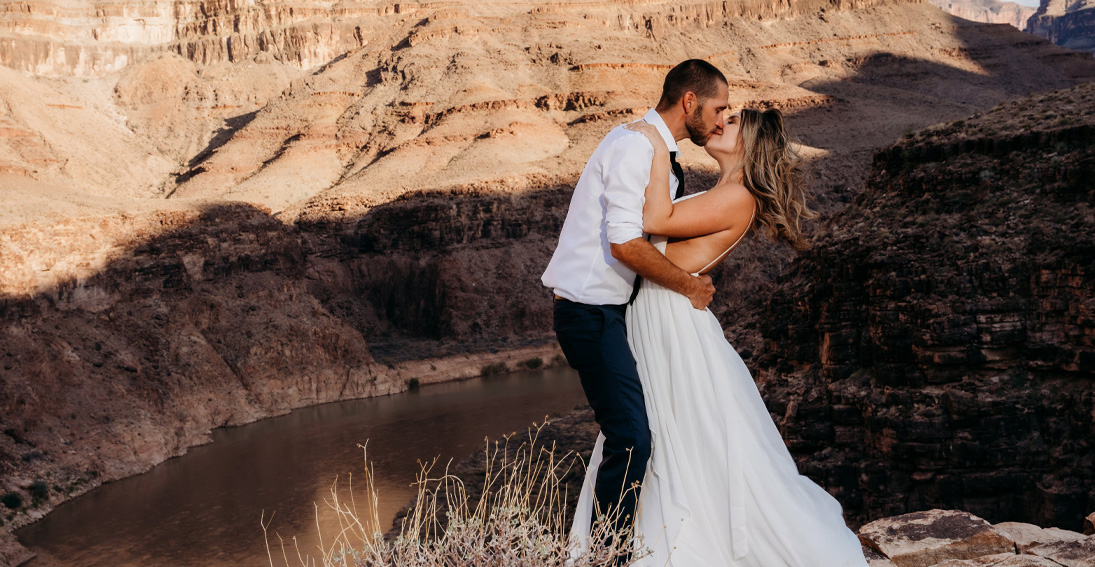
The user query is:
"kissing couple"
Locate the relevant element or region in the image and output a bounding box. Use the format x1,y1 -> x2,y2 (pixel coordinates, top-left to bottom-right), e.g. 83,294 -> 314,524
542,60 -> 870,566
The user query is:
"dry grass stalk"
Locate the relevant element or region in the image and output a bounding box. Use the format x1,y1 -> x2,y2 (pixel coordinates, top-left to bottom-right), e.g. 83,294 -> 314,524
264,424 -> 649,567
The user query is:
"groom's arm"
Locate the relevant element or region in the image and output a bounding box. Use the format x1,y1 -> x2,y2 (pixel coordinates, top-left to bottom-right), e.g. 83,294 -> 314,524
611,240 -> 715,310
602,133 -> 715,310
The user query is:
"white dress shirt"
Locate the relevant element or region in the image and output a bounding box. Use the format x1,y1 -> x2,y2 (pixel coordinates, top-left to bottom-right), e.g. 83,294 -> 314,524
542,108 -> 680,305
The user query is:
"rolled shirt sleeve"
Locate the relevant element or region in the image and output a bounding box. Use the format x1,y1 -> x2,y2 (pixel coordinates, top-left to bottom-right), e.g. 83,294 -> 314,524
602,133 -> 654,245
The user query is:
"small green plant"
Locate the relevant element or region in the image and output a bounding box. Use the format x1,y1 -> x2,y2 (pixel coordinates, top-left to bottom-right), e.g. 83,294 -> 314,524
481,361 -> 508,376
521,357 -> 543,370
1,492 -> 22,510
407,377 -> 420,390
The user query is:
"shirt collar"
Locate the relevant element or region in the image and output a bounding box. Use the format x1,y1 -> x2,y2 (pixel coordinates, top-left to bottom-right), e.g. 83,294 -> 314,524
641,108 -> 680,154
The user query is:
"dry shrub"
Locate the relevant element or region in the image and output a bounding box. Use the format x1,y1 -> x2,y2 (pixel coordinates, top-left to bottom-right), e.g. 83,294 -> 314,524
264,424 -> 646,567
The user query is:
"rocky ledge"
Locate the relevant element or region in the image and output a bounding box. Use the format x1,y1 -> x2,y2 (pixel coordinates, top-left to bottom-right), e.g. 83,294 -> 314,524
859,508 -> 1095,567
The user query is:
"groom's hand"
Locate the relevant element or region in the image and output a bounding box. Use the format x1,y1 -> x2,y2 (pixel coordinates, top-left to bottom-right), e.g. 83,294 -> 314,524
612,238 -> 716,309
686,274 -> 715,310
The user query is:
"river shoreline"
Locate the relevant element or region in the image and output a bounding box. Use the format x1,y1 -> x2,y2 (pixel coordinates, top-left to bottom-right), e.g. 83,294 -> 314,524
0,341 -> 566,567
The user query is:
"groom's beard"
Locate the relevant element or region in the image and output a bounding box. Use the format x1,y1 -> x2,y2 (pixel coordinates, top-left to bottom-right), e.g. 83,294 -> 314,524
686,105 -> 715,146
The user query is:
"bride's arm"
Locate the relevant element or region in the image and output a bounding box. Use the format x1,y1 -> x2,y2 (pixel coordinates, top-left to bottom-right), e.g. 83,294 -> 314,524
625,122 -> 745,239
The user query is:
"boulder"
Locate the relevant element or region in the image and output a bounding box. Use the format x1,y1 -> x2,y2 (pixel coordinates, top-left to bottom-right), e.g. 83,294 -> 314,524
918,554 -> 1077,567
859,510 -> 1015,567
1084,513 -> 1094,536
933,553 -> 1016,566
1027,536 -> 1095,567
993,522 -> 1085,552
865,544 -> 899,567
996,555 -> 1078,567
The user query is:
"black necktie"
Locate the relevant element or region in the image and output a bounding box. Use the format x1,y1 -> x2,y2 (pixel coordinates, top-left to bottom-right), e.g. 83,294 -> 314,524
670,151 -> 685,200
629,151 -> 685,305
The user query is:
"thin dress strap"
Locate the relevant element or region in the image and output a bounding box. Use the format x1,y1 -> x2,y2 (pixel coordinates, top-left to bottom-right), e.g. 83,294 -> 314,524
696,204 -> 757,274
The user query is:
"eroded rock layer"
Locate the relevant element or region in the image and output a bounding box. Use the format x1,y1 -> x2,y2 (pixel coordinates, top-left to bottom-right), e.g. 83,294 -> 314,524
929,0 -> 1035,30
755,83 -> 1095,530
0,0 -> 377,76
1027,0 -> 1095,53
0,204 -> 398,492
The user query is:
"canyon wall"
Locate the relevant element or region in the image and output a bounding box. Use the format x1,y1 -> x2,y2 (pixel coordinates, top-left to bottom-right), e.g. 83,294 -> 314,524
754,83 -> 1095,531
929,0 -> 1035,30
1027,0 -> 1095,54
0,0 -> 381,76
3,0 -> 1095,562
0,204 -> 399,488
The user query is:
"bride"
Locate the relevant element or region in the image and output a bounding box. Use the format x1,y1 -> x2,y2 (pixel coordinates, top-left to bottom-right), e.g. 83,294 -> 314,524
569,108 -> 869,567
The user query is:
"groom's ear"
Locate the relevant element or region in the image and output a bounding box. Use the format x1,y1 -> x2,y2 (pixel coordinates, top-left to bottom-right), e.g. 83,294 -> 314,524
682,91 -> 697,114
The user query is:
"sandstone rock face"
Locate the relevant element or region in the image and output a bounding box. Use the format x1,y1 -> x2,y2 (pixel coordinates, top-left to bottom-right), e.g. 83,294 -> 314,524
1026,0 -> 1095,53
0,0 -> 373,77
997,556 -> 1076,567
2,0 -> 1094,225
859,510 -> 1015,567
1028,536 -> 1095,567
994,522 -> 1087,552
756,83 -> 1095,530
929,0 -> 1036,30
933,553 -> 1027,567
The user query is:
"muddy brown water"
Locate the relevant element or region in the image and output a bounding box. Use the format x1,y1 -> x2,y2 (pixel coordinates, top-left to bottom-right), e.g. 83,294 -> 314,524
17,367 -> 586,567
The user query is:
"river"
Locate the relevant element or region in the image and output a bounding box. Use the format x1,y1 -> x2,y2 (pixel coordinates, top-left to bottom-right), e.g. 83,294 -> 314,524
16,367 -> 585,567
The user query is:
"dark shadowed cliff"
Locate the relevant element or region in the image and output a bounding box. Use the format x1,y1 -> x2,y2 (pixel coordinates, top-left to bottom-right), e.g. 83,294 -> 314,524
755,83 -> 1095,530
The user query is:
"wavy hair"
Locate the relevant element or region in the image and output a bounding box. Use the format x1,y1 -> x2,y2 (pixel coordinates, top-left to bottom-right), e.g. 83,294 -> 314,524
735,108 -> 816,250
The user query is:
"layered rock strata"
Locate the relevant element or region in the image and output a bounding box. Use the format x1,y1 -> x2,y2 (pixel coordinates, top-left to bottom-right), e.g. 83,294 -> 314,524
1027,0 -> 1095,53
929,0 -> 1035,30
0,0 -> 378,76
755,83 -> 1095,530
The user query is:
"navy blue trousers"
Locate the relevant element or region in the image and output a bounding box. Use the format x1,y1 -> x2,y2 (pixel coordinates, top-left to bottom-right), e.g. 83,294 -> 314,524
553,298 -> 652,538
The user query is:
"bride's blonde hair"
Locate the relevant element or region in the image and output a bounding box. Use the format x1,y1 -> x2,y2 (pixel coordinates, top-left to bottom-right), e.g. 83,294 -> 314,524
736,108 -> 816,250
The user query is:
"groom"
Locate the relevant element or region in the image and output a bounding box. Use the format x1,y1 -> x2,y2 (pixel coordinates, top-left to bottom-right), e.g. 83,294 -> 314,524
542,60 -> 729,539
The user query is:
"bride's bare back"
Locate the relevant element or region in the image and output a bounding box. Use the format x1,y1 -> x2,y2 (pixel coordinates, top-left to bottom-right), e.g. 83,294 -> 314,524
664,184 -> 757,274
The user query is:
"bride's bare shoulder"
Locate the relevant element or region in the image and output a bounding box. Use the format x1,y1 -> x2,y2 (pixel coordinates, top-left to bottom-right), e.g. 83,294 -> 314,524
709,181 -> 756,215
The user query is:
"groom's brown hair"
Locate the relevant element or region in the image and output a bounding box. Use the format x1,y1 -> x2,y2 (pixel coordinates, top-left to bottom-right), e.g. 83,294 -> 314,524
655,59 -> 728,111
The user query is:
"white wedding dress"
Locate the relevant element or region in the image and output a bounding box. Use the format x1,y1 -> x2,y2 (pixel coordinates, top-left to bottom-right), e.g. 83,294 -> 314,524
569,229 -> 869,567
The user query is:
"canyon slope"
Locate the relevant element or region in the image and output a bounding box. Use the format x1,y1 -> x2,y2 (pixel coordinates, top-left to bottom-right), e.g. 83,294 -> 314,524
2,0 -> 1095,564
